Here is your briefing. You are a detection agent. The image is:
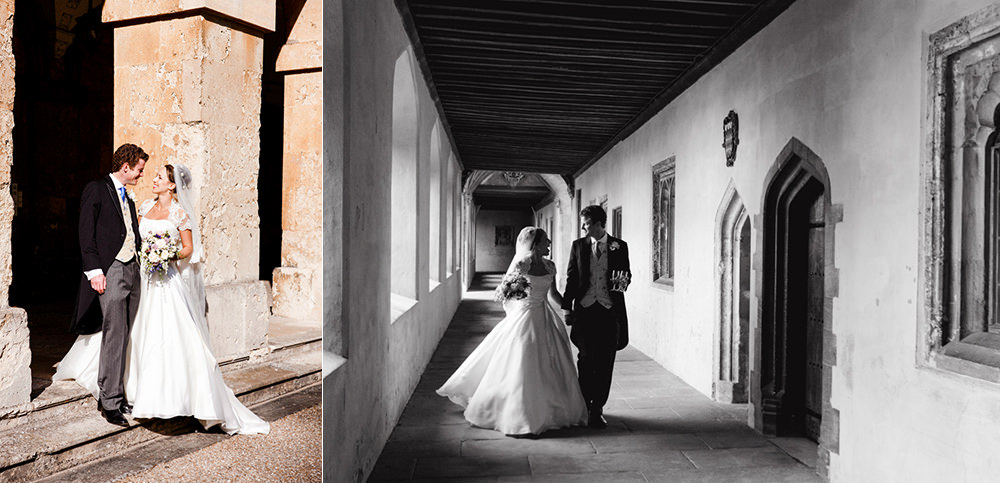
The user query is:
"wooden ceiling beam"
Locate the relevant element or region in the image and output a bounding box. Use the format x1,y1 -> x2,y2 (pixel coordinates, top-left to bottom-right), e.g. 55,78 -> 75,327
428,63 -> 681,84
414,15 -> 725,41
434,80 -> 657,98
417,33 -> 706,57
419,26 -> 715,51
434,84 -> 654,101
432,70 -> 672,89
411,4 -> 736,31
423,44 -> 699,64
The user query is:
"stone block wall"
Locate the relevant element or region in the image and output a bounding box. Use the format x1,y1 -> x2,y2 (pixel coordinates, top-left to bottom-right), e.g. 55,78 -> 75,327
102,0 -> 274,32
272,0 -> 321,321
0,0 -> 29,411
273,61 -> 321,320
0,0 -> 12,308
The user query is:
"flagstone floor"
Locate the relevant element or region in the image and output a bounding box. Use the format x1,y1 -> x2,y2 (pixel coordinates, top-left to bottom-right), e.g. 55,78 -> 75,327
369,274 -> 821,483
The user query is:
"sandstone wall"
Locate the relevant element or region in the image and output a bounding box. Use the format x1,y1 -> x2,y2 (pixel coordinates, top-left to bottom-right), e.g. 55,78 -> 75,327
0,0 -> 29,411
273,0 -> 322,321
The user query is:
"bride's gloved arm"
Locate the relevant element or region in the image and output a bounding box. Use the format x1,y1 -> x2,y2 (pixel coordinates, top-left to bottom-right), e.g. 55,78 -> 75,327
176,229 -> 194,259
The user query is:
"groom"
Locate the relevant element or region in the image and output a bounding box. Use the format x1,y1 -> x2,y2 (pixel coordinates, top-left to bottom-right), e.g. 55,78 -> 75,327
562,205 -> 631,429
71,143 -> 147,427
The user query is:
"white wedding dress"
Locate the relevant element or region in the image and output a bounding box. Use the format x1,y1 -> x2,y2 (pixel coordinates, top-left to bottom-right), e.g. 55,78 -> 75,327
54,199 -> 269,435
437,269 -> 588,435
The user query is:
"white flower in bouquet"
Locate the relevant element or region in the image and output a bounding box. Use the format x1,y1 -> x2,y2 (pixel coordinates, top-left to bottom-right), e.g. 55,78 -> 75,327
140,231 -> 180,279
495,272 -> 531,303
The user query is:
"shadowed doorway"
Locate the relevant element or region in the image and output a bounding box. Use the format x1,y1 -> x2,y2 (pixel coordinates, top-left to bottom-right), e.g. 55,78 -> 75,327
760,148 -> 828,442
11,0 -> 113,393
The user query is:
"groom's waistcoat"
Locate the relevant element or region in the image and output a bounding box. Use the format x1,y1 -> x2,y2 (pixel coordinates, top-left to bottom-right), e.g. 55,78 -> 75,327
114,188 -> 137,263
581,239 -> 612,309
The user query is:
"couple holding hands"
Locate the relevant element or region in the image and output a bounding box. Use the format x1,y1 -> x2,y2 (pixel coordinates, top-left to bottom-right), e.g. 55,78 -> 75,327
438,205 -> 631,435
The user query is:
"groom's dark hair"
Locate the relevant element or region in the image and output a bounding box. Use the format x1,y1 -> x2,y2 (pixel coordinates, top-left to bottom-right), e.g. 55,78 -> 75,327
112,143 -> 149,172
580,205 -> 607,226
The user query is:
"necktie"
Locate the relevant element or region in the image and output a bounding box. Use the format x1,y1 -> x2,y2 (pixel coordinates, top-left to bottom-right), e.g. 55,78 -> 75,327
119,186 -> 127,204
595,241 -> 602,259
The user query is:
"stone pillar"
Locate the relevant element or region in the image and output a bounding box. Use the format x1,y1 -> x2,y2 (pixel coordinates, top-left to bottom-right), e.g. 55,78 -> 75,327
0,0 -> 29,410
104,1 -> 275,360
272,0 -> 322,322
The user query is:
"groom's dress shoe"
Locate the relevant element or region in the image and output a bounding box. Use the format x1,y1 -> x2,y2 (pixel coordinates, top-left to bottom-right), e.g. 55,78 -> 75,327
101,407 -> 129,427
119,403 -> 133,415
98,402 -> 129,427
588,410 -> 608,429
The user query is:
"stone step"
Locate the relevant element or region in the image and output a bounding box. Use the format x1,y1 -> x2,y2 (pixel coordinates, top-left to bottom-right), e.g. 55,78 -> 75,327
0,342 -> 320,482
0,336 -> 321,434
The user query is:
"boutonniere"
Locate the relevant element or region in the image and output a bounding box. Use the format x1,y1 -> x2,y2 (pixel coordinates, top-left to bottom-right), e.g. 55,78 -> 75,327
609,241 -> 620,251
127,191 -> 136,203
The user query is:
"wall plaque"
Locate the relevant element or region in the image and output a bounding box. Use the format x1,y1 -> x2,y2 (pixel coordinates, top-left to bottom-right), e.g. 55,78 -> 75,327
723,110 -> 739,167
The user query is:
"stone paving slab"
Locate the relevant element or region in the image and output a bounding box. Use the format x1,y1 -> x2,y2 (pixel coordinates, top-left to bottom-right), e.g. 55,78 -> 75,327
412,455 -> 531,479
388,423 -> 508,444
589,432 -> 708,453
499,472 -> 648,482
462,437 -> 597,458
696,429 -> 774,450
769,436 -> 819,468
528,451 -> 695,475
643,466 -> 823,483
383,439 -> 463,458
369,454 -> 417,481
681,446 -> 803,470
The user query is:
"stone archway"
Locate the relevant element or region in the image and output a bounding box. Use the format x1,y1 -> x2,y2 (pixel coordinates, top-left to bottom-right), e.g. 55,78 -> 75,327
755,137 -> 840,474
460,171 -> 572,289
714,182 -> 750,404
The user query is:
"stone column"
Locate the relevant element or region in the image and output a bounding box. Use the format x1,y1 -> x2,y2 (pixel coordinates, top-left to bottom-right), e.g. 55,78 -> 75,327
0,0 -> 29,411
104,1 -> 275,360
272,0 -> 322,322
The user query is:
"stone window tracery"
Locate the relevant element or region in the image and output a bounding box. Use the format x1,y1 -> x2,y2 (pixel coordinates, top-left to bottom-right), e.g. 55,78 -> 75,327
652,157 -> 675,285
924,4 -> 1000,379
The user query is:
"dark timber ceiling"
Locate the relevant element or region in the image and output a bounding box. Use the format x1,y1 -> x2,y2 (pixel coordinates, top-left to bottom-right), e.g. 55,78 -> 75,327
397,0 -> 795,177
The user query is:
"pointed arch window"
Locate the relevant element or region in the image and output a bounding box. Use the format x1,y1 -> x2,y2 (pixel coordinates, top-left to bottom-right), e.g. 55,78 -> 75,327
989,125 -> 1000,333
653,157 -> 676,285
925,5 -> 1000,381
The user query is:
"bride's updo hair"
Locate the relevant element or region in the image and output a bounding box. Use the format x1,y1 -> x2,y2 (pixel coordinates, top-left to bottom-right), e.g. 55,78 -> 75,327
164,164 -> 177,194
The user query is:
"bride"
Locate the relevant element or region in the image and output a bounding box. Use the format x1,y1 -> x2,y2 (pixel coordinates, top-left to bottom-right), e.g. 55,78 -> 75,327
437,226 -> 588,436
55,164 -> 269,435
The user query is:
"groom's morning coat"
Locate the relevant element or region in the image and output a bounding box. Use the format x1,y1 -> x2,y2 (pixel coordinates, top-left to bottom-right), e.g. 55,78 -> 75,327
71,175 -> 142,335
561,235 -> 631,350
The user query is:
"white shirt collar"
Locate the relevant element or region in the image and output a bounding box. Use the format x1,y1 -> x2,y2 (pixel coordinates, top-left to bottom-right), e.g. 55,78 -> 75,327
591,233 -> 608,245
109,173 -> 125,191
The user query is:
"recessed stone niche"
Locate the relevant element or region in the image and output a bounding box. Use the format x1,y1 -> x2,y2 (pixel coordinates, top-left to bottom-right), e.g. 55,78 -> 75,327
924,3 -> 1000,379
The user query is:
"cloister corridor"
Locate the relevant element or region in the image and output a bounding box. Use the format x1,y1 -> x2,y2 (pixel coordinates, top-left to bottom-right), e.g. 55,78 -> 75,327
368,274 -> 820,483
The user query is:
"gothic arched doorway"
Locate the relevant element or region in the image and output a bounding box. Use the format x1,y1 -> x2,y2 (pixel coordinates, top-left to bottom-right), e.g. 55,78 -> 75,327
758,139 -> 832,442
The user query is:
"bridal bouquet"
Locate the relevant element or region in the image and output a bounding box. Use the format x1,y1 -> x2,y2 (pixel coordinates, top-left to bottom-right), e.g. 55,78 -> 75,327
140,231 -> 180,278
495,272 -> 531,303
